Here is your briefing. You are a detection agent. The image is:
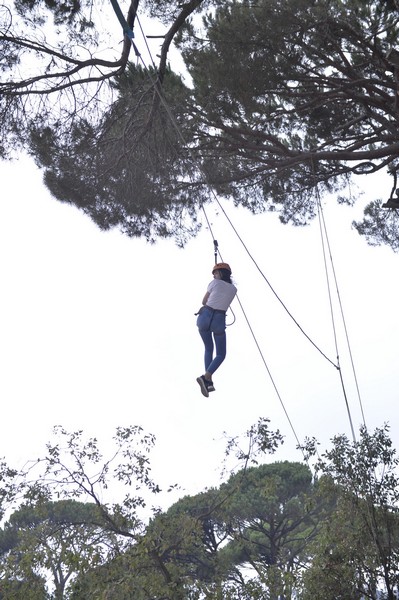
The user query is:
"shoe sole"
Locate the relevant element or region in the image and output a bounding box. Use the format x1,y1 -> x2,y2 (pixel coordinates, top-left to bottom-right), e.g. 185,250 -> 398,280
196,377 -> 209,397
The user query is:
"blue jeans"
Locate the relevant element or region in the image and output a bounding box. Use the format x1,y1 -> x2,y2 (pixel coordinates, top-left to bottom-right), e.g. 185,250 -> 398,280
197,307 -> 227,375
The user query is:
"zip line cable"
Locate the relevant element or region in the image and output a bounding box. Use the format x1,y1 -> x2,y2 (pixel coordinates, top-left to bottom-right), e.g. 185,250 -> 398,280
313,186 -> 381,555
315,196 -> 357,443
136,16 -> 157,69
311,163 -> 367,437
319,206 -> 366,429
314,179 -> 370,442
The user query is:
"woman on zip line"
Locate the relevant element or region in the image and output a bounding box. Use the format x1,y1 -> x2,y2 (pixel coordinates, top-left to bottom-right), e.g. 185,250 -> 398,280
196,262 -> 237,397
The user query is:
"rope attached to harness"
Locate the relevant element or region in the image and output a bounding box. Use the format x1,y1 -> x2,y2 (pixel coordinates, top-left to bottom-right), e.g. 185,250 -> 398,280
213,239 -> 218,264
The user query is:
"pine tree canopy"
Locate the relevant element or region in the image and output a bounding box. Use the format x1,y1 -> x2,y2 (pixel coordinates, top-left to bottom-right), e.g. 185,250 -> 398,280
2,0 -> 399,247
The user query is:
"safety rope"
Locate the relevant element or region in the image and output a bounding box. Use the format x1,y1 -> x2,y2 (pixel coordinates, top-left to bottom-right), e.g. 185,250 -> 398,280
313,180 -> 363,443
234,293 -> 305,455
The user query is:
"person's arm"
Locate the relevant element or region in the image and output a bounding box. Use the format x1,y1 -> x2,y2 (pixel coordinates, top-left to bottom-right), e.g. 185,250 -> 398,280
202,291 -> 210,305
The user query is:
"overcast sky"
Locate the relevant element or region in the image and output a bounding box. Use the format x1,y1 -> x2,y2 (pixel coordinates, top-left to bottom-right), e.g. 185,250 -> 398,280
1,154 -> 398,510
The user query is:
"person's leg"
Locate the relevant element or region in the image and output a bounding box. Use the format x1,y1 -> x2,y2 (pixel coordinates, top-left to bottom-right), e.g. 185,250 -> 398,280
196,330 -> 213,396
205,312 -> 227,376
206,331 -> 226,375
199,329 -> 214,371
196,309 -> 225,396
197,329 -> 217,396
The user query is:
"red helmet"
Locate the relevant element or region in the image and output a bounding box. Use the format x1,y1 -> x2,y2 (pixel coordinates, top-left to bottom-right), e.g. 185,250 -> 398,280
212,262 -> 232,273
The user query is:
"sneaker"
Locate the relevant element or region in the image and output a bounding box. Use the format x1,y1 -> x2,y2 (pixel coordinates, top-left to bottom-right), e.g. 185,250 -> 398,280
196,376 -> 209,397
207,381 -> 216,392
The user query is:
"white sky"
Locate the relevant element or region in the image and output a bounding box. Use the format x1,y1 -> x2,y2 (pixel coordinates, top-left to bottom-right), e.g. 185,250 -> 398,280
1,155 -> 398,509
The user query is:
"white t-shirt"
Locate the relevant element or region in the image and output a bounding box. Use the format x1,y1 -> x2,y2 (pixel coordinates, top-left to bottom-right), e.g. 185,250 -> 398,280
206,279 -> 237,311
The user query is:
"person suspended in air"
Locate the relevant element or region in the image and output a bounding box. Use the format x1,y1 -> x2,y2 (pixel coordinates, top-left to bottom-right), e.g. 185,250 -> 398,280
196,263 -> 237,397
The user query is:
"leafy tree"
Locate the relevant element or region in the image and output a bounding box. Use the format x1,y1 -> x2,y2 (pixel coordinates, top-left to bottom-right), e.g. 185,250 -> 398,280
69,511 -> 207,599
131,460 -> 322,600
214,461 -> 322,599
301,424 -> 399,600
177,0 -> 399,247
3,0 -> 399,248
70,418 -> 290,599
0,500 -> 115,599
0,573 -> 48,600
2,420 -> 399,599
28,63 -> 203,245
0,0 -> 204,154
0,425 -> 166,598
